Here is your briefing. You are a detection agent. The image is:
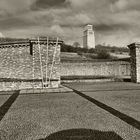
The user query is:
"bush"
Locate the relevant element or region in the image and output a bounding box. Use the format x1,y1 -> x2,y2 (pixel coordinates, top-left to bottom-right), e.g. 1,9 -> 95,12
61,44 -> 89,53
88,48 -> 96,53
97,50 -> 111,59
77,52 -> 83,56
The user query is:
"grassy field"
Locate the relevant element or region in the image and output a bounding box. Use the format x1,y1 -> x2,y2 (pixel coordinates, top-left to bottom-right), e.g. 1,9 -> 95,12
66,82 -> 140,122
61,52 -> 130,63
0,82 -> 139,139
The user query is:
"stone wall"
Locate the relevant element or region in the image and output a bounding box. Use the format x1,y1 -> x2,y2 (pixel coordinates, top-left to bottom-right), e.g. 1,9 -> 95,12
61,61 -> 130,77
128,43 -> 140,83
0,42 -> 132,91
0,44 -> 60,91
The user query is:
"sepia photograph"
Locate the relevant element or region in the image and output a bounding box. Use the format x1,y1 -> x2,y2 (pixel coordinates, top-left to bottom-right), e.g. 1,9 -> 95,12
0,0 -> 140,139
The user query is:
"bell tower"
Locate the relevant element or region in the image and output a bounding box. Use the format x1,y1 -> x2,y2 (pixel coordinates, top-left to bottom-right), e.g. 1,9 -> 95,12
83,24 -> 95,49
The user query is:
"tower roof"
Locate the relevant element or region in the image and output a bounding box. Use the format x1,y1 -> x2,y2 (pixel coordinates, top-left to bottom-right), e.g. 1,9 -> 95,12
84,24 -> 93,31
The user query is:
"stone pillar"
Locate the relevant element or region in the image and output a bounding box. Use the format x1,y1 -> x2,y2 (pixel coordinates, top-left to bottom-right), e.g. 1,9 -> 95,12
128,43 -> 140,83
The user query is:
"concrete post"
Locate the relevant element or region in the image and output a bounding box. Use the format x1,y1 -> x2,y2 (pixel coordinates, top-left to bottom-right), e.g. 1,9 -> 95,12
128,43 -> 140,83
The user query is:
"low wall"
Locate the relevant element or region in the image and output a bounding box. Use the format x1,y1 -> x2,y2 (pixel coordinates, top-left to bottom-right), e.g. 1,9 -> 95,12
0,81 -> 59,91
0,43 -> 60,91
61,61 -> 130,77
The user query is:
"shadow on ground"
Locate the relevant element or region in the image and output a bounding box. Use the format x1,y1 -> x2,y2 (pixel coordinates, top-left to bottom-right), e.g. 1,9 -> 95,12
39,128 -> 124,140
0,90 -> 19,121
71,88 -> 140,130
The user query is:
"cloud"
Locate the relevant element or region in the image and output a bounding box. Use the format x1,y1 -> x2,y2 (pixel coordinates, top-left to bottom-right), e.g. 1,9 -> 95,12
50,25 -> 64,36
0,16 -> 38,31
95,23 -> 130,32
111,0 -> 140,12
0,0 -> 140,46
57,13 -> 92,28
67,0 -> 92,8
0,0 -> 34,16
31,0 -> 68,10
0,32 -> 4,38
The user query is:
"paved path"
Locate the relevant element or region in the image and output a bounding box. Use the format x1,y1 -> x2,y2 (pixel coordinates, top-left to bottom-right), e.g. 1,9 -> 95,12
0,82 -> 139,139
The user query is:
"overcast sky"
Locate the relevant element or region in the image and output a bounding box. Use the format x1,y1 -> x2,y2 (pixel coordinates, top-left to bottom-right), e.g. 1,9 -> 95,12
0,0 -> 140,47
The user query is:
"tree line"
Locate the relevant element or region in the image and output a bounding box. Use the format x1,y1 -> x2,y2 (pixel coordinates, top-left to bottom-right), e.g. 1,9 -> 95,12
61,43 -> 129,53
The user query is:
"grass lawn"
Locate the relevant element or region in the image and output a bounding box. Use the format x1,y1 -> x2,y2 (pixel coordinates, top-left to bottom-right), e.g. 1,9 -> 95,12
65,82 -> 140,120
0,82 -> 139,139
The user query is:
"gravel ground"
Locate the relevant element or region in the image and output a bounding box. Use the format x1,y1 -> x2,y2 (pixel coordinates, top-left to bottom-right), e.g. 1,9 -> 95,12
0,82 -> 139,139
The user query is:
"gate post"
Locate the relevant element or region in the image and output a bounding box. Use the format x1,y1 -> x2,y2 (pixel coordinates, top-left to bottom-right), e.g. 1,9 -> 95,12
128,43 -> 140,83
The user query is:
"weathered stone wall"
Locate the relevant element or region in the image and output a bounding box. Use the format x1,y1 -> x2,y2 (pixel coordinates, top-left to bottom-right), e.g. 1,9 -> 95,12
130,47 -> 136,82
136,47 -> 140,83
128,43 -> 140,83
61,61 -> 130,77
0,44 -> 60,91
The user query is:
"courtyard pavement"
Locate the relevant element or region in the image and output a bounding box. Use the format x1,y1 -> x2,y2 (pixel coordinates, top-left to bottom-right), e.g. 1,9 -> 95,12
0,82 -> 140,140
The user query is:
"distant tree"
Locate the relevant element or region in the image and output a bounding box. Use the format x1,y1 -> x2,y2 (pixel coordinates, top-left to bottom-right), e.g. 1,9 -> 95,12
73,42 -> 80,48
61,43 -> 75,52
97,49 -> 111,59
88,48 -> 95,53
111,49 -> 116,53
61,43 -> 89,53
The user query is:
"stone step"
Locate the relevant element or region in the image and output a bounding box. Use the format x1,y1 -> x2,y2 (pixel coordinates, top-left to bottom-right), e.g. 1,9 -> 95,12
20,85 -> 73,94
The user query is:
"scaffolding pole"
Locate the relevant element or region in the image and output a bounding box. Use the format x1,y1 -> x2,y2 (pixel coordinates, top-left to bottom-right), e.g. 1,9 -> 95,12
45,37 -> 49,87
38,37 -> 44,88
32,43 -> 35,90
48,37 -> 58,87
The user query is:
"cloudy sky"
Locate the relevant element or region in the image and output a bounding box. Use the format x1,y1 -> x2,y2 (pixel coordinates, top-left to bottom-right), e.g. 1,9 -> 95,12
0,0 -> 140,47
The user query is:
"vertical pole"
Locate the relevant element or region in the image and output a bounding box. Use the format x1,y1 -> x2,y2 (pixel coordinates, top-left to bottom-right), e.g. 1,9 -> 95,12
38,37 -> 44,88
45,37 -> 49,87
49,37 -> 58,87
32,41 -> 35,90
29,41 -> 33,55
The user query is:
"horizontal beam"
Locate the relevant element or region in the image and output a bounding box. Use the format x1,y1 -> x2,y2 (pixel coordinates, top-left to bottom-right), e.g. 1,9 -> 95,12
30,38 -> 63,43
